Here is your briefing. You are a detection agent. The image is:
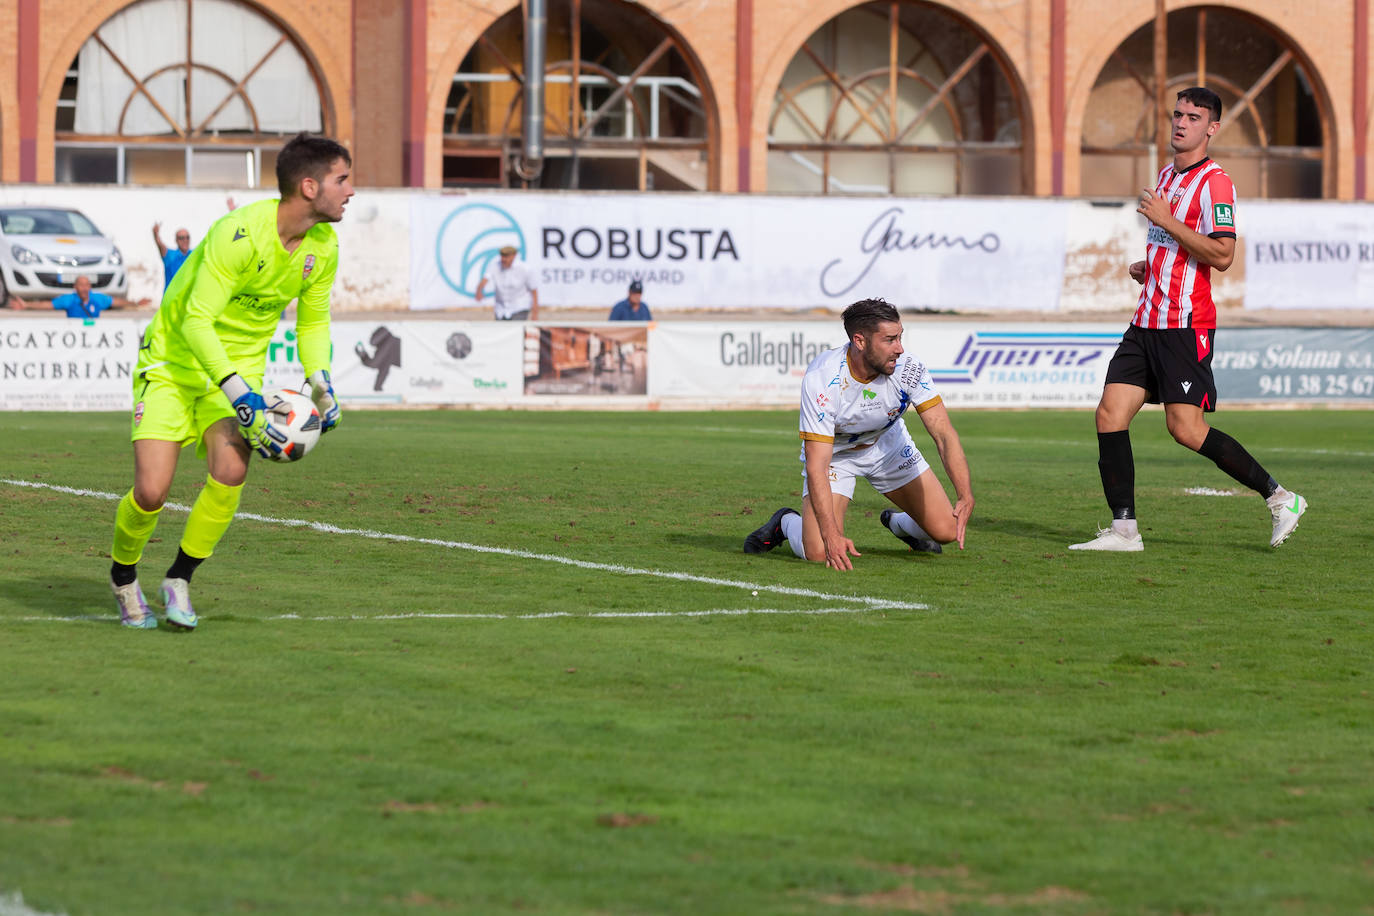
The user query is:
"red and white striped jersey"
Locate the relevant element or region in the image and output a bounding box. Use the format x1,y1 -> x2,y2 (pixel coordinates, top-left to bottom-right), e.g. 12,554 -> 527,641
1133,158 -> 1236,330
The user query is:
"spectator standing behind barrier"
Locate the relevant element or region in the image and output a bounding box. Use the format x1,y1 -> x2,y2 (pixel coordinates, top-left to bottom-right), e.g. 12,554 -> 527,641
608,280 -> 651,321
475,245 -> 539,320
152,223 -> 193,288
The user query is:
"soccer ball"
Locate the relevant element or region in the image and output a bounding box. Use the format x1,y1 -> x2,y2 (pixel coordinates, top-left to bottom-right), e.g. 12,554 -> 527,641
262,388 -> 322,462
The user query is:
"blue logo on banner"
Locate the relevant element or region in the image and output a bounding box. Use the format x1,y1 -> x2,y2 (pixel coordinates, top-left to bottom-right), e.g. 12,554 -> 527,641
931,332 -> 1121,384
435,203 -> 526,298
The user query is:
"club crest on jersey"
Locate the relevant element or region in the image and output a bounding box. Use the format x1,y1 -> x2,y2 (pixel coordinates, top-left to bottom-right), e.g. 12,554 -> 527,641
1171,188 -> 1184,207
302,254 -> 316,280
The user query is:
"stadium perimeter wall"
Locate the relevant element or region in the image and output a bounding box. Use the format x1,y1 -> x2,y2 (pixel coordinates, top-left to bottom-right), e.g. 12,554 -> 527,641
3,316 -> 1372,411
8,186 -> 1374,315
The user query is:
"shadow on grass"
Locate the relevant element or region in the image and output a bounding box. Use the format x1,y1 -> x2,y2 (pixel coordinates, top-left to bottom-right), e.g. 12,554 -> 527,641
0,576 -> 266,626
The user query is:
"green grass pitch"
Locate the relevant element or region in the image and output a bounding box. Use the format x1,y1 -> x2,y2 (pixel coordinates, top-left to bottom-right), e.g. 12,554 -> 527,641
1,408 -> 1371,915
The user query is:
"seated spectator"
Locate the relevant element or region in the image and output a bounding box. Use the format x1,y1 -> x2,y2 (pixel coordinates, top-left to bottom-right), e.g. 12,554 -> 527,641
609,280 -> 652,321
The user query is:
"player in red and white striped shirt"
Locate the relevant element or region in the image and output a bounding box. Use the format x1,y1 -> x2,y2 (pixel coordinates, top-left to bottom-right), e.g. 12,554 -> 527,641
1070,87 -> 1306,552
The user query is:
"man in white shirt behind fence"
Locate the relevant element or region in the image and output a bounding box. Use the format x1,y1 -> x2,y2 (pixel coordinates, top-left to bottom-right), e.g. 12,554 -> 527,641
475,244 -> 539,320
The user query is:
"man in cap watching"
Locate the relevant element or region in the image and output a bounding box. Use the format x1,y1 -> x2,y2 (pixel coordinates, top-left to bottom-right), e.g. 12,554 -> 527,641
475,244 -> 539,320
608,279 -> 652,321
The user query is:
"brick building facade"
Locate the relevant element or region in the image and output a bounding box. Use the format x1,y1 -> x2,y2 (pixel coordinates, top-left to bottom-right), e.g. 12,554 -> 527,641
2,0 -> 1367,198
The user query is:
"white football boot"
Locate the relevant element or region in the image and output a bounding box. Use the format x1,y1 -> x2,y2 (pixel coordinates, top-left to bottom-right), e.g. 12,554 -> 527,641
160,577 -> 198,630
1266,488 -> 1307,548
1068,526 -> 1144,552
111,577 -> 158,629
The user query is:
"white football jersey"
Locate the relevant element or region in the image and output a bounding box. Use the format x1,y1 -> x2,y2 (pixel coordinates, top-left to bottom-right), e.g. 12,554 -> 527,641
799,345 -> 942,455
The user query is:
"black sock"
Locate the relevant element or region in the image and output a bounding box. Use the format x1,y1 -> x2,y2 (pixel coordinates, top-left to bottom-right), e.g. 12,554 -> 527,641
165,548 -> 206,583
110,561 -> 138,587
1097,430 -> 1136,520
1197,428 -> 1278,497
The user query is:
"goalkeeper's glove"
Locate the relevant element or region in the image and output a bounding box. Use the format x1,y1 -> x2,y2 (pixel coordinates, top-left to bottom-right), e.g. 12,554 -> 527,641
307,369 -> 340,434
219,373 -> 285,459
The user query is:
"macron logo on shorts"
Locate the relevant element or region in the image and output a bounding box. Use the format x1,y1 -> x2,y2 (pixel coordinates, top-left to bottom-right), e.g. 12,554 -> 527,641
1195,330 -> 1210,361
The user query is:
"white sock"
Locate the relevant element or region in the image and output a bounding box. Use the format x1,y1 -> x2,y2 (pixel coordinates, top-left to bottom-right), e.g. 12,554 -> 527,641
1111,518 -> 1139,538
781,511 -> 807,559
888,511 -> 931,541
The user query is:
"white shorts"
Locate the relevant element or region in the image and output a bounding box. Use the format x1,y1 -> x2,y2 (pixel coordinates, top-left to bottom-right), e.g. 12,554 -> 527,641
800,422 -> 931,500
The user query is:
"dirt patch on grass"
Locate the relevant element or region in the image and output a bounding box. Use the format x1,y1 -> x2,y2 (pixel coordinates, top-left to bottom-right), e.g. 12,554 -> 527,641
822,884 -> 1088,912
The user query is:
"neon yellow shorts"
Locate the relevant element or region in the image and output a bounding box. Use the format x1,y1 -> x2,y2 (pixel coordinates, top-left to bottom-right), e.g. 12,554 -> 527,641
130,366 -> 262,459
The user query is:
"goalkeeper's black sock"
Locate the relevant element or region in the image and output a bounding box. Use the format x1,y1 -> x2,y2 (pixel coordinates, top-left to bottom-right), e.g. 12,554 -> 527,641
1197,428 -> 1278,497
110,562 -> 138,587
165,549 -> 206,583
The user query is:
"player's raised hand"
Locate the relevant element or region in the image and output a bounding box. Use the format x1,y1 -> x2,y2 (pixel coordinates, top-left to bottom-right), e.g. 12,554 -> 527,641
219,373 -> 283,459
308,369 -> 340,434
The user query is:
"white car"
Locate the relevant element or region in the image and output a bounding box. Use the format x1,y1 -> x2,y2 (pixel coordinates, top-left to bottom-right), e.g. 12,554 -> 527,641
0,206 -> 127,303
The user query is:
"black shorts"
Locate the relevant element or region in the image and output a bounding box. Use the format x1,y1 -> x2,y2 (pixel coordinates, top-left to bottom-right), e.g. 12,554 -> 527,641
1104,324 -> 1217,411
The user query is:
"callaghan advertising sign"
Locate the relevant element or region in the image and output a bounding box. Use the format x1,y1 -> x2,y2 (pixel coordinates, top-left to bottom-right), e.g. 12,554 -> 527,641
648,323 -> 1122,406
410,194 -> 1070,312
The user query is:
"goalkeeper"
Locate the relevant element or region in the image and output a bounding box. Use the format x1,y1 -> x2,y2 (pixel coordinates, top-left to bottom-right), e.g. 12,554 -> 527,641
108,133 -> 352,630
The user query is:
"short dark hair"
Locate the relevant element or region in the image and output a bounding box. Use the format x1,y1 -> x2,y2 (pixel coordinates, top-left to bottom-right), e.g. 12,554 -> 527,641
1177,87 -> 1222,123
842,298 -> 901,340
276,133 -> 352,198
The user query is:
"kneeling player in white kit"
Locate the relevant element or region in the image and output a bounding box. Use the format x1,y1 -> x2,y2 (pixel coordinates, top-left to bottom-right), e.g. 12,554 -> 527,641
743,298 -> 974,570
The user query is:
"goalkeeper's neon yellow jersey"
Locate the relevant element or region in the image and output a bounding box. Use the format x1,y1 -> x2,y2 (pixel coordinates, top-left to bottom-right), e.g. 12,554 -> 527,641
140,198 -> 338,389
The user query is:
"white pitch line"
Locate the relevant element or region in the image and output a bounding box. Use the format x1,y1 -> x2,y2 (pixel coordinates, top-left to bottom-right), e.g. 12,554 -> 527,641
0,892 -> 69,916
1,478 -> 927,613
273,607 -> 874,620
14,607 -> 875,623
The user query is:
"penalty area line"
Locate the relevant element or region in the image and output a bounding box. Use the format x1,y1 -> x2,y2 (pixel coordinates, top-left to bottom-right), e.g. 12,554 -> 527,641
1,478 -> 929,613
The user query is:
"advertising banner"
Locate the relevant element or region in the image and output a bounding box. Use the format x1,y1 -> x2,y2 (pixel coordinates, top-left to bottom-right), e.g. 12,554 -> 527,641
648,322 -> 1123,407
0,318 -> 524,412
304,321 -> 526,405
8,319 -> 1371,410
523,325 -> 649,397
1243,201 -> 1374,309
0,318 -> 149,410
411,194 -> 1070,312
1213,328 -> 1374,402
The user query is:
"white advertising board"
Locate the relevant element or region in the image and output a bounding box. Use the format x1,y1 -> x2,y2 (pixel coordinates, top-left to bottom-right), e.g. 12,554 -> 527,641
264,320 -> 526,404
1243,200 -> 1374,309
0,317 -> 150,410
411,193 -> 1070,312
0,185 -> 412,311
0,317 -> 524,411
648,322 -> 1123,408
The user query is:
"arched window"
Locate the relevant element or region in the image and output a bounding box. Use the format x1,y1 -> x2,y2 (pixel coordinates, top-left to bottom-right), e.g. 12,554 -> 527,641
55,0 -> 329,187
767,1 -> 1027,195
1081,7 -> 1328,198
444,0 -> 715,190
